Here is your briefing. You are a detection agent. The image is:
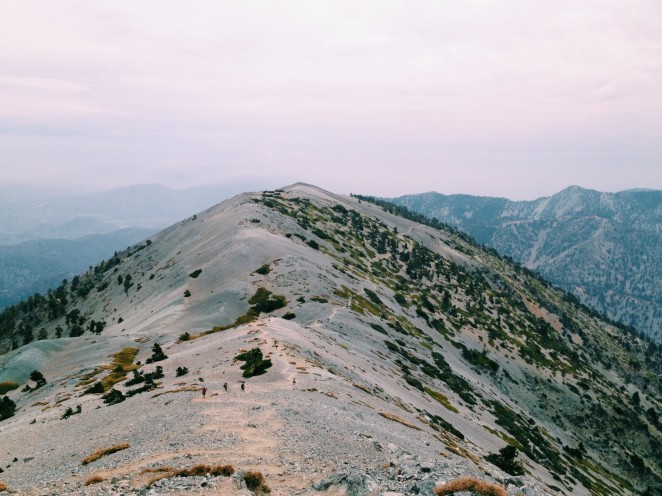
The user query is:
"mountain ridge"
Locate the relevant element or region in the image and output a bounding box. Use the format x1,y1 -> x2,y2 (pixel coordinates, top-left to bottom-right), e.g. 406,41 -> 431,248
0,184 -> 660,495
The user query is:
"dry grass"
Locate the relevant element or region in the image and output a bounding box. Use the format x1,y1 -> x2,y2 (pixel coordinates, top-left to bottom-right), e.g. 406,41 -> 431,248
0,381 -> 18,394
151,386 -> 201,398
101,348 -> 140,390
379,412 -> 422,431
145,463 -> 235,487
0,481 -> 7,492
434,477 -> 508,496
81,443 -> 130,465
244,470 -> 271,494
84,474 -> 104,486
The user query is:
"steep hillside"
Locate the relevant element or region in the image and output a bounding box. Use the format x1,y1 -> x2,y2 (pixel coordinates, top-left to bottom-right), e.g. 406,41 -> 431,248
0,184 -> 660,496
0,228 -> 154,310
389,187 -> 662,341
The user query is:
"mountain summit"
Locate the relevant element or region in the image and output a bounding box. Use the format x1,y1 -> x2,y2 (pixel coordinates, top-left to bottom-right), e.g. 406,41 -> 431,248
0,184 -> 660,495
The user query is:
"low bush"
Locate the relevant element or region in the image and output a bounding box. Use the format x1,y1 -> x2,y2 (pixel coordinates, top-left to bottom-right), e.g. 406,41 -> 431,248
146,464 -> 234,487
83,381 -> 104,395
435,477 -> 507,496
249,288 -> 286,313
255,264 -> 271,275
235,348 -> 272,378
176,366 -> 189,376
0,481 -> 8,491
102,388 -> 125,405
485,445 -> 525,476
82,443 -> 130,465
61,405 -> 81,419
282,312 -> 296,320
145,343 -> 168,364
188,269 -> 202,278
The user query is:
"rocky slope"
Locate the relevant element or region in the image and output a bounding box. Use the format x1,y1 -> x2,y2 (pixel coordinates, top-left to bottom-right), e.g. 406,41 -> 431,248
0,184 -> 660,495
389,187 -> 662,342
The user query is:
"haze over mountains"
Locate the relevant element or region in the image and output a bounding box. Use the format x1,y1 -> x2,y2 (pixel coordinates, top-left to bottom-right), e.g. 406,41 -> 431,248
0,181 -> 273,311
0,184 -> 659,495
390,186 -> 662,342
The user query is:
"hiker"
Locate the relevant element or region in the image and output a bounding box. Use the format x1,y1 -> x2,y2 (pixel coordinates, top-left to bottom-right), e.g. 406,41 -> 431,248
240,382 -> 245,392
202,387 -> 207,398
293,377 -> 296,385
223,382 -> 228,392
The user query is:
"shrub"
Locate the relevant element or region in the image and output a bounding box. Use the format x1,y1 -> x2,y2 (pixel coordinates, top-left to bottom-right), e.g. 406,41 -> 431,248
249,288 -> 287,313
0,397 -> 16,421
485,445 -> 525,476
83,382 -> 105,395
82,443 -> 130,465
61,405 -> 81,419
244,470 -> 270,493
184,289 -> 191,297
282,312 -> 296,320
102,388 -> 125,405
145,343 -> 168,364
179,332 -> 190,341
0,481 -> 8,491
235,348 -> 272,378
85,474 -> 103,486
0,382 -> 18,395
176,366 -> 189,377
363,288 -> 383,306
435,477 -> 507,496
188,269 -> 202,278
145,464 -> 235,487
255,264 -> 271,275
307,239 -> 319,250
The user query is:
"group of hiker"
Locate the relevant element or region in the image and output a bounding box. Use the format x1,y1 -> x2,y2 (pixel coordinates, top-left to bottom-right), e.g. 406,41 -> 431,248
201,377 -> 296,398
201,381 -> 244,398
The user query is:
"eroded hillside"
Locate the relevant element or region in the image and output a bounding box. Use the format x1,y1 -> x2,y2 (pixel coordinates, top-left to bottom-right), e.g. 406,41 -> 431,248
0,184 -> 660,495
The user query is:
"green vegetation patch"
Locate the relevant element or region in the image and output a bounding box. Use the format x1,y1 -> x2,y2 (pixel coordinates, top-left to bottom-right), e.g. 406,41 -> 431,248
425,387 -> 459,413
462,347 -> 500,374
100,347 -> 140,391
235,348 -> 272,378
204,287 -> 288,335
188,269 -> 203,278
249,287 -> 287,313
254,264 -> 271,275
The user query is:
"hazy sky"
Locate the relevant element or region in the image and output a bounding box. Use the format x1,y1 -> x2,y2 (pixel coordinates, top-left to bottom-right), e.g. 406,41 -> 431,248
1,1 -> 661,199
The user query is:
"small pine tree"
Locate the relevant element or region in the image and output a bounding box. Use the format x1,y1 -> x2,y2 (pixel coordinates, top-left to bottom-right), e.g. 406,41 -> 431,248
0,396 -> 17,421
30,370 -> 47,388
145,343 -> 168,364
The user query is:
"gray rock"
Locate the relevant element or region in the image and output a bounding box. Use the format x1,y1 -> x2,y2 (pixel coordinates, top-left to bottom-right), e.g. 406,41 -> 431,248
312,472 -> 347,490
346,472 -> 378,496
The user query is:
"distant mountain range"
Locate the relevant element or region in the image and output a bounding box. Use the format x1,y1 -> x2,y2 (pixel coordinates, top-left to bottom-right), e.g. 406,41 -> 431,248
389,186 -> 661,341
0,228 -> 154,309
0,181 -> 272,245
0,181 -> 273,310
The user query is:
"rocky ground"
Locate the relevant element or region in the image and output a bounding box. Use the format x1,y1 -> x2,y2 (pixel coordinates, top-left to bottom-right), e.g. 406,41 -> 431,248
0,319 -> 545,495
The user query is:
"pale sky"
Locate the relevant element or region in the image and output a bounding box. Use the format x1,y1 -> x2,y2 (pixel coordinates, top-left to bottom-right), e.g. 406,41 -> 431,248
1,1 -> 661,200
